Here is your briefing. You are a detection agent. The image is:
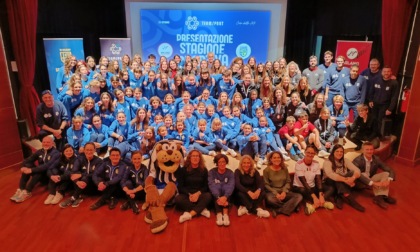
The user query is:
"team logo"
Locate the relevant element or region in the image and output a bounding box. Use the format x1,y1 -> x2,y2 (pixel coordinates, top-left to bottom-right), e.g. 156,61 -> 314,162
236,43 -> 251,58
347,48 -> 358,60
59,49 -> 72,63
110,43 -> 122,55
185,16 -> 199,30
158,43 -> 173,58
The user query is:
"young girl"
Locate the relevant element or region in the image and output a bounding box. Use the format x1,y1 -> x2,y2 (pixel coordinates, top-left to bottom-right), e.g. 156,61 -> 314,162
148,96 -> 163,123
150,114 -> 163,129
121,54 -> 131,70
118,69 -> 129,89
271,87 -> 287,131
197,68 -> 215,95
184,74 -> 198,99
231,92 -> 245,113
44,144 -> 76,205
82,79 -> 101,103
259,76 -> 274,102
142,70 -> 157,99
278,116 -> 304,161
156,60 -> 169,79
193,88 -> 217,107
175,91 -> 194,114
121,150 -> 149,214
243,90 -> 262,118
172,74 -> 185,99
108,75 -> 122,96
328,95 -> 349,138
128,108 -> 149,143
163,114 -> 175,136
59,80 -> 83,119
108,60 -> 120,75
74,97 -> 96,126
307,93 -> 326,124
162,93 -> 177,119
96,92 -> 115,127
66,116 -> 91,154
216,92 -> 230,116
194,102 -> 207,121
182,61 -> 195,79
286,61 -> 302,88
271,60 -> 282,85
254,63 -> 267,87
189,119 -> 216,156
129,126 -> 156,160
314,107 -> 336,157
214,69 -> 237,99
114,89 -> 132,122
156,125 -> 170,142
280,75 -> 294,100
86,56 -> 97,79
171,120 -> 190,149
211,118 -> 237,157
107,112 -> 130,156
220,106 -> 241,150
205,104 -> 220,126
124,87 -> 134,98
211,59 -> 223,75
156,73 -> 171,100
128,87 -> 149,119
90,114 -> 109,154
297,76 -> 313,105
237,123 -> 261,162
183,104 -> 197,136
262,97 -> 274,118
285,91 -> 307,120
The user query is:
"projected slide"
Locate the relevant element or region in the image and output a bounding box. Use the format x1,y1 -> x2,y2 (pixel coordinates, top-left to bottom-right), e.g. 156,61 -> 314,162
140,9 -> 271,65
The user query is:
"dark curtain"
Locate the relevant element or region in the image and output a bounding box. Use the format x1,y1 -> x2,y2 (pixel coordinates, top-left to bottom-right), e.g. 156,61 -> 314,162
6,0 -> 40,137
382,0 -> 416,74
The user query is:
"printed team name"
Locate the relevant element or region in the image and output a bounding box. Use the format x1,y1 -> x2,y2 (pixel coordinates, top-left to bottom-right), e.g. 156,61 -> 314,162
200,21 -> 224,26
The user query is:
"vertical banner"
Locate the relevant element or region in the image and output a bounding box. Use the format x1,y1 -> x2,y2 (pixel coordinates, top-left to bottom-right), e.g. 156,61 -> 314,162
335,40 -> 373,69
43,38 -> 85,97
99,38 -> 132,63
140,10 -> 271,66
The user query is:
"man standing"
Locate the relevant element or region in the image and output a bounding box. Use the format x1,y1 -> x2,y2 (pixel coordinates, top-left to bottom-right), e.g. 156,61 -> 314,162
36,90 -> 68,150
352,142 -> 397,209
361,58 -> 382,103
318,51 -> 337,76
368,66 -> 399,136
323,56 -> 349,107
302,55 -> 325,95
343,64 -> 368,119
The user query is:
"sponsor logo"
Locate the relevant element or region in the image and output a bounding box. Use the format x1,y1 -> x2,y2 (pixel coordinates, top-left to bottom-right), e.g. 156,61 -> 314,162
185,16 -> 199,30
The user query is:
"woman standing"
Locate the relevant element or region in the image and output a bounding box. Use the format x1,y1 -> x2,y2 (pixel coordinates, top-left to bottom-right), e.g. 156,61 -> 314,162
323,144 -> 365,212
175,150 -> 212,223
235,155 -> 270,218
263,151 -> 302,217
208,154 -> 235,226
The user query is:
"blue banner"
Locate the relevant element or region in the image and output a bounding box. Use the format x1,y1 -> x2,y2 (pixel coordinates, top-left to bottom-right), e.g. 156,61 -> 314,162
43,38 -> 84,97
99,38 -> 132,63
140,10 -> 271,66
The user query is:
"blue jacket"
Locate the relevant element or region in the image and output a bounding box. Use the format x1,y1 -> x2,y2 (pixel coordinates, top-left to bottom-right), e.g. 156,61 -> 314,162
171,130 -> 190,148
72,154 -> 103,183
91,124 -> 109,148
67,125 -> 91,150
191,128 -> 214,143
214,74 -> 238,99
220,116 -> 240,141
36,100 -> 68,128
22,147 -> 60,173
93,159 -> 127,187
237,132 -> 259,152
121,163 -> 149,188
108,120 -> 130,141
328,104 -> 349,130
343,75 -> 367,104
243,98 -> 263,118
114,100 -> 132,122
323,67 -> 349,95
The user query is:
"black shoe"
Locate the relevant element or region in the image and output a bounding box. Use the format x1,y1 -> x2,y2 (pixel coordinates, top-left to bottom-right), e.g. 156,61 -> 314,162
345,195 -> 365,212
373,195 -> 388,209
131,202 -> 140,215
383,195 -> 397,204
108,197 -> 118,210
120,201 -> 130,211
90,199 -> 106,210
271,209 -> 277,218
335,196 -> 343,210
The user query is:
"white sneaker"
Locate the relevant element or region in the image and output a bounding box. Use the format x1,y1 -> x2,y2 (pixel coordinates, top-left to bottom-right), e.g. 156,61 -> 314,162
201,208 -> 211,218
257,159 -> 263,169
227,148 -> 237,157
256,208 -> 270,218
10,189 -> 22,202
51,193 -> 63,205
179,212 -> 192,223
318,150 -> 330,158
221,150 -> 227,155
216,213 -> 224,226
237,205 -> 249,216
223,214 -> 230,226
44,194 -> 55,205
15,190 -> 31,203
208,151 -> 217,157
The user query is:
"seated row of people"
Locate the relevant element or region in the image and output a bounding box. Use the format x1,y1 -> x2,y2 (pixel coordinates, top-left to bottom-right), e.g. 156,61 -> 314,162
12,137 -> 396,229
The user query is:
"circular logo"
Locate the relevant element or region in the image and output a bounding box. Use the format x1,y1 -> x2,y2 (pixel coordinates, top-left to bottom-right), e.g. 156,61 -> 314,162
158,43 -> 173,58
346,48 -> 358,60
236,43 -> 251,58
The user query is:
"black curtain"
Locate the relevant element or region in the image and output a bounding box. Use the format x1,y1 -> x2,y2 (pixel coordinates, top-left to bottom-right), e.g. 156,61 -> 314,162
284,0 -> 382,67
34,0 -> 126,93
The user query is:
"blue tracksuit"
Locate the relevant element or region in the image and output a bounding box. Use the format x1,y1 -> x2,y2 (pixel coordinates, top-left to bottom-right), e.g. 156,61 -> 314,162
214,74 -> 238,99
243,98 -> 263,118
114,100 -> 132,123
66,125 -> 91,151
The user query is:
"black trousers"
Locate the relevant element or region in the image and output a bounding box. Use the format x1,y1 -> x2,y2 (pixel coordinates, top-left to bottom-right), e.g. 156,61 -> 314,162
175,192 -> 212,214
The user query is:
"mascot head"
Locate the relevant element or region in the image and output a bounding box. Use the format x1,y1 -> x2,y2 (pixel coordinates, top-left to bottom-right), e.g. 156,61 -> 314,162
149,139 -> 185,184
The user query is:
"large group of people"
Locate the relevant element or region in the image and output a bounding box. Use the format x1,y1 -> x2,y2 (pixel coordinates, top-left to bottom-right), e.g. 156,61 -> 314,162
10,51 -> 398,232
